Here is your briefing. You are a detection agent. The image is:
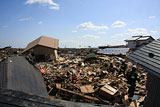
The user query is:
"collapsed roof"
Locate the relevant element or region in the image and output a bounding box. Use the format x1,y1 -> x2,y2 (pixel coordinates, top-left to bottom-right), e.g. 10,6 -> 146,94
23,36 -> 59,53
0,56 -> 49,97
0,88 -> 103,107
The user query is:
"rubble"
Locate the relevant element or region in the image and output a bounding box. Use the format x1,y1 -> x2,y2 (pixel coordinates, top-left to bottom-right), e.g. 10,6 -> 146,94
34,50 -> 147,106
0,46 -> 147,106
0,46 -> 23,62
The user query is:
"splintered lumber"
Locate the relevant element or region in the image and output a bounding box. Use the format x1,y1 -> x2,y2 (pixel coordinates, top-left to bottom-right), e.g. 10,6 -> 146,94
98,56 -> 110,61
56,87 -> 101,103
99,84 -> 118,99
123,95 -> 129,107
80,85 -> 94,93
48,88 -> 53,94
56,83 -> 61,88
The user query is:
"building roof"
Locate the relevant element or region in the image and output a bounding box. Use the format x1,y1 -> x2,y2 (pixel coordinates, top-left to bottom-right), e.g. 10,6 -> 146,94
127,39 -> 160,77
0,56 -> 49,97
125,36 -> 154,42
23,36 -> 58,53
137,36 -> 151,41
125,36 -> 141,41
98,45 -> 127,49
97,48 -> 129,55
0,88 -> 104,107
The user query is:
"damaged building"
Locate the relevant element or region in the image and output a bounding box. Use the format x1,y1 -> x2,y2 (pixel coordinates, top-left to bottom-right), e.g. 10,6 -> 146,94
125,36 -> 154,49
0,35 -> 150,106
127,38 -> 160,107
23,36 -> 59,62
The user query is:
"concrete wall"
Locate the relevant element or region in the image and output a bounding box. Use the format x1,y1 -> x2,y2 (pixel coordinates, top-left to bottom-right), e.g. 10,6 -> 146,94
144,72 -> 160,107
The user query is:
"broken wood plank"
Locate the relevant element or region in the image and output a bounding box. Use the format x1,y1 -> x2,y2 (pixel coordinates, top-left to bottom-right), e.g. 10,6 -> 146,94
123,95 -> 129,107
99,84 -> 118,99
80,85 -> 94,93
48,88 -> 53,94
56,87 -> 101,103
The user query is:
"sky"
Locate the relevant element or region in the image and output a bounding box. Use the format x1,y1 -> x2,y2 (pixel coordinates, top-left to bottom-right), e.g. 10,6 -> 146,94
0,0 -> 160,48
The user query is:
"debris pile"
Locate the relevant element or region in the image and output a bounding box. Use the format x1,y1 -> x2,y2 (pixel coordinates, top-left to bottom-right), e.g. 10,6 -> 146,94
35,54 -> 147,106
0,46 -> 23,62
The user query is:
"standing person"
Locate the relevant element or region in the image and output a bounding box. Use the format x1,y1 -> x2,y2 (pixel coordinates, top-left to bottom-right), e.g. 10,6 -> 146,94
102,61 -> 108,71
119,61 -> 127,77
126,65 -> 141,102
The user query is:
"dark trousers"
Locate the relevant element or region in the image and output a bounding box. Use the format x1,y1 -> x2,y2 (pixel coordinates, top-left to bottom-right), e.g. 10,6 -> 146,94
128,86 -> 135,102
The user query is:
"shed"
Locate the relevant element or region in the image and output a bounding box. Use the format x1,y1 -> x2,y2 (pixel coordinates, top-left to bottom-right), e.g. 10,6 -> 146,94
23,36 -> 59,61
127,38 -> 160,107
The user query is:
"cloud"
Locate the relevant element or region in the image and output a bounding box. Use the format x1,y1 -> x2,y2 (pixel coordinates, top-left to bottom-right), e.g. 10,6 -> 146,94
38,21 -> 43,24
49,6 -> 59,10
60,40 -> 78,48
19,17 -> 34,21
112,21 -> 126,28
97,32 -> 106,34
72,30 -> 77,33
61,40 -> 76,43
77,22 -> 108,30
111,28 -> 151,39
82,34 -> 100,39
25,0 -> 60,10
127,28 -> 149,35
148,16 -> 156,19
151,30 -> 158,35
111,33 -> 129,38
2,26 -> 8,28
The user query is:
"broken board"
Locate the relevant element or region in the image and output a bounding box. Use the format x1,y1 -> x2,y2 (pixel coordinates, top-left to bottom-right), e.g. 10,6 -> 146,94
80,85 -> 94,93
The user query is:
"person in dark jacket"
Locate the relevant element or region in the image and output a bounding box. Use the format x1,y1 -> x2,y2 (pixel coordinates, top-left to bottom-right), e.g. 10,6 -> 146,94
109,63 -> 114,73
126,65 -> 141,102
102,61 -> 108,71
119,61 -> 127,77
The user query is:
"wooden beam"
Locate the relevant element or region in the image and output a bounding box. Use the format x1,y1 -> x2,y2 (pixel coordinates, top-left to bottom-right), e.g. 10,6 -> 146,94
57,87 -> 101,103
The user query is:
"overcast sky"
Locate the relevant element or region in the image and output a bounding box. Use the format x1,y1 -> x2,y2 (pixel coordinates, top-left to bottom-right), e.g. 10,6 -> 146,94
0,0 -> 160,48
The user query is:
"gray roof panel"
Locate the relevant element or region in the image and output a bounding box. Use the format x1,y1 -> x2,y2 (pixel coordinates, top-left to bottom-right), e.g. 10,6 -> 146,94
127,39 -> 160,76
0,56 -> 49,97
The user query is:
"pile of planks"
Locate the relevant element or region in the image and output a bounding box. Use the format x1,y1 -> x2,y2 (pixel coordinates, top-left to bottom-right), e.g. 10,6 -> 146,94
35,55 -> 147,106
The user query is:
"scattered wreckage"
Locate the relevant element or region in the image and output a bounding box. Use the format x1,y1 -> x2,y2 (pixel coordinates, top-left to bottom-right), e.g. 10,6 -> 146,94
0,47 -> 147,106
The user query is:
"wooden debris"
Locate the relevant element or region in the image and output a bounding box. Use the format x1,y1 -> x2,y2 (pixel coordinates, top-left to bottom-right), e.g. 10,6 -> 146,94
123,95 -> 130,107
80,85 -> 94,93
56,87 -> 101,103
99,84 -> 118,99
33,53 -> 147,105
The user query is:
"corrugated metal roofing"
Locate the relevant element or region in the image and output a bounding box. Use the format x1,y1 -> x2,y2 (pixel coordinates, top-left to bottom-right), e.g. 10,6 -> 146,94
127,39 -> 160,77
0,56 -> 49,97
23,36 -> 59,53
97,48 -> 129,55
